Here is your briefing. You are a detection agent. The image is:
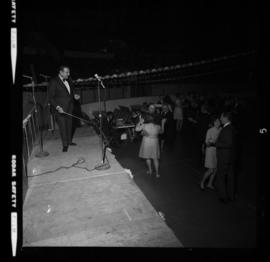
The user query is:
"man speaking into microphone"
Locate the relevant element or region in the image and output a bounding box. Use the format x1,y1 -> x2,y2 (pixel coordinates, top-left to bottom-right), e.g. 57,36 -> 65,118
48,65 -> 79,152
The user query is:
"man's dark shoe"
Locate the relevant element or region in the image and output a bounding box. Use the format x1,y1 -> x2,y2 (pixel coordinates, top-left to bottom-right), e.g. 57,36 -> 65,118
69,142 -> 77,146
62,146 -> 68,152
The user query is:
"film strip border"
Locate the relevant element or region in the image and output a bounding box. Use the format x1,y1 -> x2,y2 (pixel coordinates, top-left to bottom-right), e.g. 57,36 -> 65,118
11,0 -> 18,257
11,28 -> 17,84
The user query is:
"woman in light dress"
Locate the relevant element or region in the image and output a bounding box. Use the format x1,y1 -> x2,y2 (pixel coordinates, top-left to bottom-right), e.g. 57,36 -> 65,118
200,116 -> 221,190
173,98 -> 184,132
135,113 -> 163,178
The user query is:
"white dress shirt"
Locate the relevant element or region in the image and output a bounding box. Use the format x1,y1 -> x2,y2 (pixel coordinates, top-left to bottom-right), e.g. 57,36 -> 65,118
223,122 -> 231,128
59,75 -> 71,94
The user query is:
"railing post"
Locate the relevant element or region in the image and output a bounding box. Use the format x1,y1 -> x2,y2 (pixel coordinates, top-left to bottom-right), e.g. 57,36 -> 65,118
31,113 -> 37,141
23,125 -> 30,160
28,118 -> 34,149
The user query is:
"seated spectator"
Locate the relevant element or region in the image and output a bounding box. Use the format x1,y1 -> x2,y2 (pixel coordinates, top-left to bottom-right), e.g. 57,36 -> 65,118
131,110 -> 140,125
102,111 -> 120,147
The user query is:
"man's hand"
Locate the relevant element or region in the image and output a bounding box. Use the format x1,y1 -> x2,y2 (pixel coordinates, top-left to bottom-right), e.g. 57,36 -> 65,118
56,106 -> 64,114
74,94 -> 80,100
139,115 -> 144,124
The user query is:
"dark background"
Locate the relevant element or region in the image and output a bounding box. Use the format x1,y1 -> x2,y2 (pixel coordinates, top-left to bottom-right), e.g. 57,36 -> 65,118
10,1 -> 268,258
20,1 -> 261,78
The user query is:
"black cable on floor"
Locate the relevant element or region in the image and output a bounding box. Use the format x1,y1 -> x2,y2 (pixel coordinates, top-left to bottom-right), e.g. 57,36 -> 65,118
28,157 -> 96,177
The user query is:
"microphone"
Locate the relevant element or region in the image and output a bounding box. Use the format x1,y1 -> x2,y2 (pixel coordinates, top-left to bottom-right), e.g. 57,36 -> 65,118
94,74 -> 102,81
94,74 -> 105,88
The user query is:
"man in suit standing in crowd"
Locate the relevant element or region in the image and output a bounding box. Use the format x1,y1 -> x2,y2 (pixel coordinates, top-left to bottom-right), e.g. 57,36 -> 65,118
160,104 -> 176,152
215,112 -> 237,203
48,65 -> 79,152
197,103 -> 211,166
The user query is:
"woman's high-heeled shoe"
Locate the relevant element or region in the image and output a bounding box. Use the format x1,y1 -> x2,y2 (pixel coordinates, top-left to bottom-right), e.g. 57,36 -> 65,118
146,170 -> 152,176
200,182 -> 205,191
206,185 -> 215,190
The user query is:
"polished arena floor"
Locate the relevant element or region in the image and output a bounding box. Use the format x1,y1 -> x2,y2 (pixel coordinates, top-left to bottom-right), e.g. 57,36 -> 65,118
112,119 -> 256,248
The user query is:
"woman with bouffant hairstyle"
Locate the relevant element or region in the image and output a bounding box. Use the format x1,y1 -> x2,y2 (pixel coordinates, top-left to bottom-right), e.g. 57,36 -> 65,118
200,115 -> 222,190
135,113 -> 163,178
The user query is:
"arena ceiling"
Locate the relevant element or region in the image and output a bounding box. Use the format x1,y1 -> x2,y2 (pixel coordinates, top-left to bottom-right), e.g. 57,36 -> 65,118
21,1 -> 259,56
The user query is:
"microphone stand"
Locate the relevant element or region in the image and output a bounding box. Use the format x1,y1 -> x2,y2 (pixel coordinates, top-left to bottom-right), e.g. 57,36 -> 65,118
62,111 -> 111,170
40,75 -> 54,132
95,76 -> 110,170
103,82 -> 107,113
28,75 -> 49,158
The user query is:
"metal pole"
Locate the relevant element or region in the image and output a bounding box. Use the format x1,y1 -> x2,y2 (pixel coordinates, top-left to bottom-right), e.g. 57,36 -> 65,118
94,78 -> 110,170
97,81 -> 103,162
30,65 -> 49,158
103,86 -> 107,113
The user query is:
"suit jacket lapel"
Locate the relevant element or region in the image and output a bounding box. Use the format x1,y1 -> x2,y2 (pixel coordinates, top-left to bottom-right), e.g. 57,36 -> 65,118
57,77 -> 71,95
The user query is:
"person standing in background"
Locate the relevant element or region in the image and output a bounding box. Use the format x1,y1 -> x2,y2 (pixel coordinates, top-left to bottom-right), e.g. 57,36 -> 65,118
160,104 -> 176,152
136,113 -> 163,178
173,98 -> 184,132
162,95 -> 174,112
197,104 -> 211,165
200,116 -> 222,190
215,112 -> 237,203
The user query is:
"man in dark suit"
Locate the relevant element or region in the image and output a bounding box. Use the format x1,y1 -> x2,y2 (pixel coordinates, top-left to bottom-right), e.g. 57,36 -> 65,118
196,103 -> 211,166
160,104 -> 176,151
48,65 -> 78,152
215,111 -> 237,203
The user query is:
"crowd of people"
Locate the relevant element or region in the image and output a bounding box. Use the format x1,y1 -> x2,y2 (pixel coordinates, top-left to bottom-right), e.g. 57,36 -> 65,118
91,90 -> 249,204
131,92 -> 248,204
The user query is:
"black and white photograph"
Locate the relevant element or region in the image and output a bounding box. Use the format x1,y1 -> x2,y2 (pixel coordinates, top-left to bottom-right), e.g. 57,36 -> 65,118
8,0 -> 268,260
